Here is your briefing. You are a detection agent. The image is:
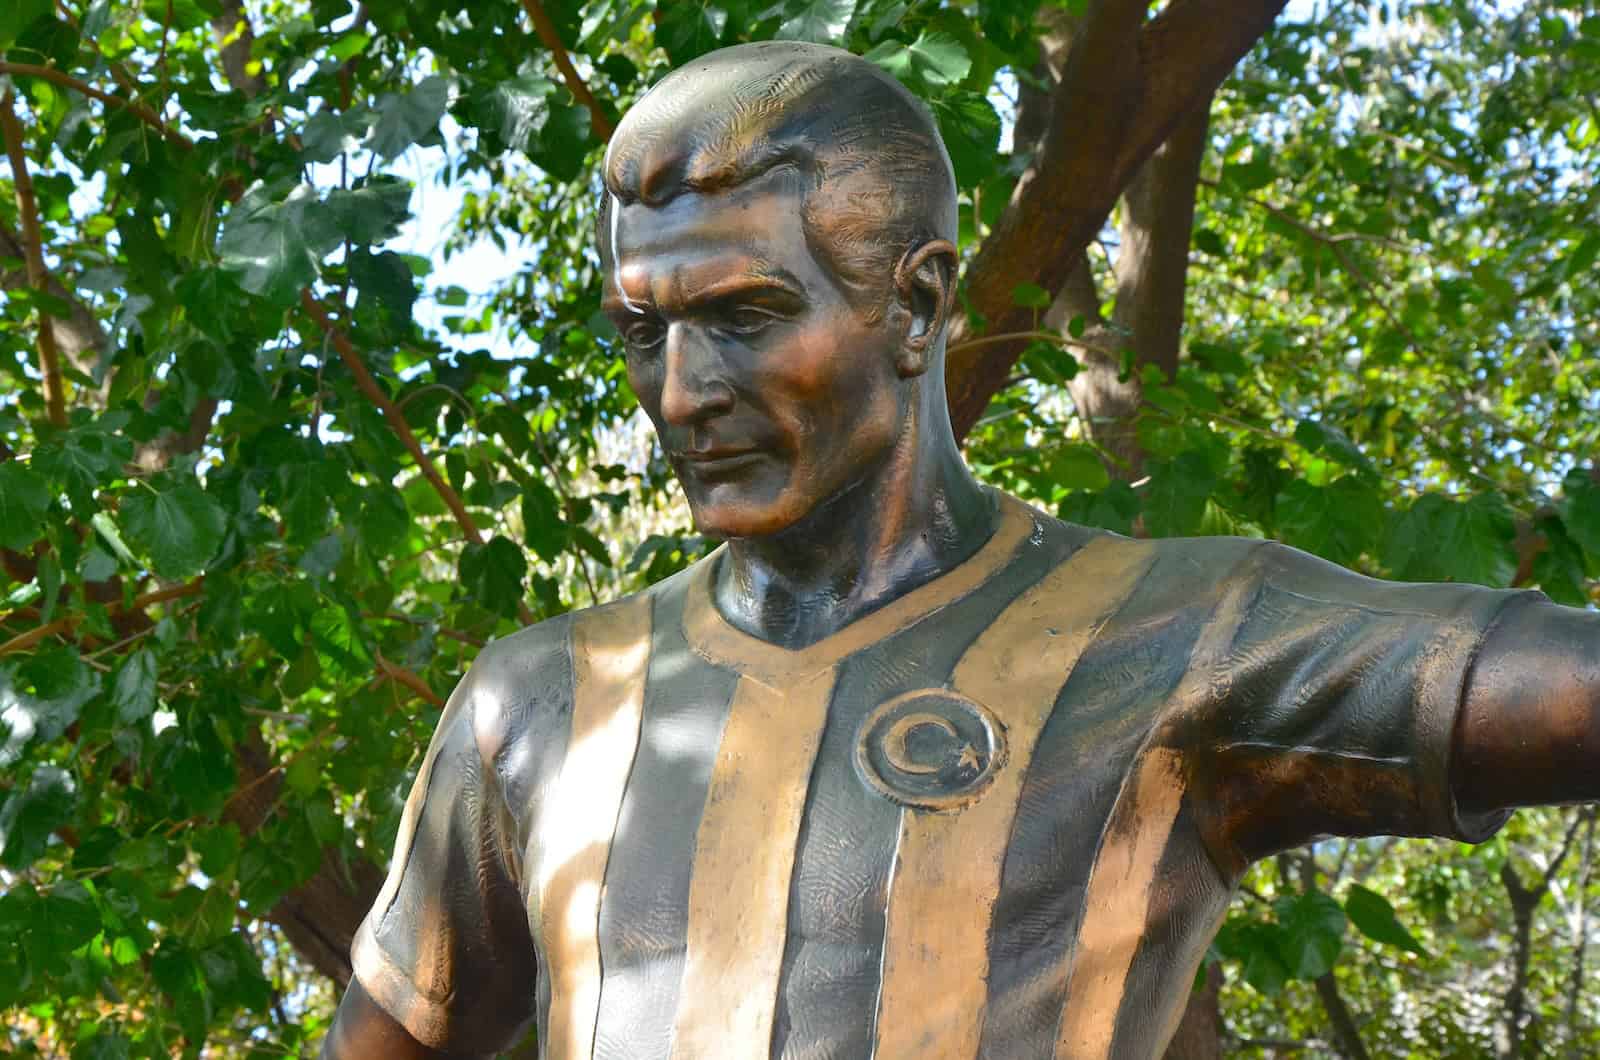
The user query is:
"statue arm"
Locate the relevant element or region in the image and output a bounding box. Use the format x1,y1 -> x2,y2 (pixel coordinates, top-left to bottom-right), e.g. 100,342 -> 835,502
1456,595 -> 1600,815
321,979 -> 491,1060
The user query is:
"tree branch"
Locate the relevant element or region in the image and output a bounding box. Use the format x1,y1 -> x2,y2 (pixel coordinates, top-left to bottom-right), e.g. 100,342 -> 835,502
298,291 -> 536,626
517,0 -> 615,141
0,579 -> 205,657
0,220 -> 108,380
1501,813 -> 1587,1058
0,62 -> 190,149
1,90 -> 67,427
208,0 -> 267,100
376,651 -> 443,708
945,0 -> 1289,440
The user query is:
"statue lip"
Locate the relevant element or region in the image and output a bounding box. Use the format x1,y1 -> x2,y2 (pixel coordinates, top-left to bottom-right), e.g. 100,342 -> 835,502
676,447 -> 765,474
678,445 -> 760,462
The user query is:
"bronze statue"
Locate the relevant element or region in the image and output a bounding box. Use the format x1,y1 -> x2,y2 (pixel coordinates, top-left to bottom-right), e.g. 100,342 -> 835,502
321,42 -> 1600,1059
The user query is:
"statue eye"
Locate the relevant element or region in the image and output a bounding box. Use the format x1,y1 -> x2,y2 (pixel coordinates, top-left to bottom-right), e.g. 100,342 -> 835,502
623,320 -> 665,351
725,305 -> 778,335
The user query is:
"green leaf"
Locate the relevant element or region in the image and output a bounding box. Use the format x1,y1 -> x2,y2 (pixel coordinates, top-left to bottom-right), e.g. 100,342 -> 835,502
1143,453 -> 1217,537
324,175 -> 411,245
300,107 -> 371,164
0,765 -> 76,869
350,248 -> 417,324
358,484 -> 410,556
1560,468 -> 1600,558
368,75 -> 450,159
527,103 -> 593,183
310,605 -> 372,674
1215,916 -> 1291,995
1383,492 -> 1515,586
1273,477 -> 1383,566
1563,234 -> 1600,282
217,182 -> 342,303
1194,228 -> 1226,256
1,649 -> 100,765
33,416 -> 134,514
1345,884 -> 1427,956
110,648 -> 159,725
43,878 -> 101,956
1051,445 -> 1110,492
120,482 -> 227,579
773,0 -> 857,42
0,0 -> 50,49
471,65 -> 557,154
0,462 -> 51,551
459,535 -> 528,618
658,3 -> 727,64
930,91 -> 1002,187
1273,891 -> 1347,980
866,30 -> 972,88
1011,281 -> 1052,309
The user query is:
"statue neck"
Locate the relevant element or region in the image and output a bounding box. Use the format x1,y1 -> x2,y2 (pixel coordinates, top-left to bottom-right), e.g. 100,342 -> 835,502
711,386 -> 994,650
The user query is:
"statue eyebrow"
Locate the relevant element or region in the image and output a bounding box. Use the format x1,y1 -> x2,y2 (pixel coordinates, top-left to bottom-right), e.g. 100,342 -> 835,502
602,263 -> 805,317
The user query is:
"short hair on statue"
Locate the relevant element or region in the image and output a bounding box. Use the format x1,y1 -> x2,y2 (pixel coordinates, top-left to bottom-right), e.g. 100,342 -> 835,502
599,41 -> 958,321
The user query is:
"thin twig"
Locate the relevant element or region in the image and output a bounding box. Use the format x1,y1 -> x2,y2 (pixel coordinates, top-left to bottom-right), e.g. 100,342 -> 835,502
0,579 -> 204,657
517,0 -> 615,140
297,291 -> 536,626
0,91 -> 66,427
375,652 -> 443,707
0,62 -> 190,149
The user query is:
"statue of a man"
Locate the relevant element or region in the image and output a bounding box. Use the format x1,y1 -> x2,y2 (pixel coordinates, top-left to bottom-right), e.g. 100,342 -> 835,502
321,42 -> 1599,1059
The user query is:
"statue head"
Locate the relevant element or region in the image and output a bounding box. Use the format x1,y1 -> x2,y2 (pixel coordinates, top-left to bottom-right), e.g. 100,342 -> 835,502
599,42 -> 960,539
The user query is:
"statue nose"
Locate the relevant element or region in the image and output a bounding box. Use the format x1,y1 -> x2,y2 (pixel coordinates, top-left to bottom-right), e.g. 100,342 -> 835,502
660,324 -> 735,427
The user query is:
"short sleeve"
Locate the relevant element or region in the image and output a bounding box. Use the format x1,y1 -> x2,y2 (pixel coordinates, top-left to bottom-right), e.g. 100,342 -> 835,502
1195,541 -> 1531,862
350,648 -> 538,1053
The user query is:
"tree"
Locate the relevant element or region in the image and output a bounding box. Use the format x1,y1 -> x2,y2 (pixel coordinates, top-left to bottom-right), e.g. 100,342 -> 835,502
2,0 -> 1597,1056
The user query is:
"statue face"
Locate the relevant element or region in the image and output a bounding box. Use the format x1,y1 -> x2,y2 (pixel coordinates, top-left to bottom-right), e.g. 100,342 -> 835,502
603,176 -> 907,539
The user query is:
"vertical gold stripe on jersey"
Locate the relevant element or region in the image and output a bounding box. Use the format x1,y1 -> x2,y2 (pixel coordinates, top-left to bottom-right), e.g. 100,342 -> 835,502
1052,747 -> 1185,1059
1055,575 -> 1255,1060
671,667 -> 838,1056
871,537 -> 1156,1059
536,596 -> 652,1060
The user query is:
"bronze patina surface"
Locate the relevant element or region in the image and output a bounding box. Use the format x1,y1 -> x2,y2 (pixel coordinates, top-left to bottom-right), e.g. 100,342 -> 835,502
321,42 -> 1600,1060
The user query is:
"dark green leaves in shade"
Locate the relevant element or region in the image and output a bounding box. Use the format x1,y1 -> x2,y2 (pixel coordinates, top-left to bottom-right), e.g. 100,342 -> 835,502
459,536 -> 529,618
1215,892 -> 1348,993
0,462 -> 50,551
218,183 -> 343,304
1345,884 -> 1428,956
110,648 -> 159,725
0,766 -> 77,869
658,4 -> 728,64
368,76 -> 450,160
1383,491 -> 1516,587
120,482 -> 227,579
929,92 -> 1002,187
1,649 -> 100,766
1274,477 -> 1383,567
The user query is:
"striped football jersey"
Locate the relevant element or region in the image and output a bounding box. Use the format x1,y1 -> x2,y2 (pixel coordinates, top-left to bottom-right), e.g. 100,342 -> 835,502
351,492 -> 1523,1058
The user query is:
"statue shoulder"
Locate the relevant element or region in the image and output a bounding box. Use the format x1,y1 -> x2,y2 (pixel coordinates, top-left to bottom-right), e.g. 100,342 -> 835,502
454,576 -> 683,764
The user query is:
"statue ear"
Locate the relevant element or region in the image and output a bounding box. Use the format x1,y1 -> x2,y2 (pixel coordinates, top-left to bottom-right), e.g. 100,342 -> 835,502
893,239 -> 957,378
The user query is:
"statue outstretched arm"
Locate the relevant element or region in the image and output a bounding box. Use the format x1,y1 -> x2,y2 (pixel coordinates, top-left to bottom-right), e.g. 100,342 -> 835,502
1456,595 -> 1600,815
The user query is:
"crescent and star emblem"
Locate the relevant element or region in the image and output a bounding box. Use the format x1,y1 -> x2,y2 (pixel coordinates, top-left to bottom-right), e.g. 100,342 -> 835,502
855,690 -> 1006,812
